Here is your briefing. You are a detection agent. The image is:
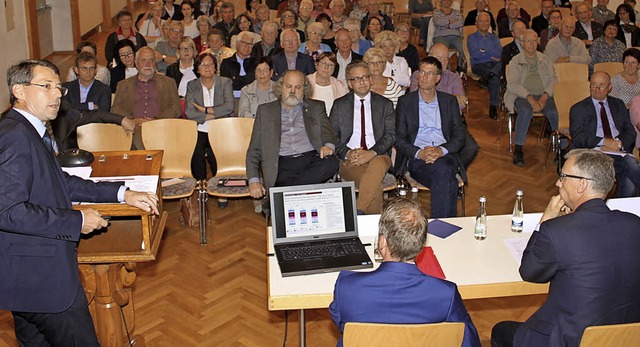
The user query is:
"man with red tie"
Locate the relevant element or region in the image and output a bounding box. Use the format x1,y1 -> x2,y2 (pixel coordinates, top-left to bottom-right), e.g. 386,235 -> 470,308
329,61 -> 395,215
569,70 -> 640,197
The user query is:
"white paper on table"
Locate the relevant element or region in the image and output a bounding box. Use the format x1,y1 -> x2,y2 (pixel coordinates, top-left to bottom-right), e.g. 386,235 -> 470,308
61,166 -> 93,179
504,238 -> 529,267
606,197 -> 640,217
90,175 -> 159,193
522,213 -> 542,233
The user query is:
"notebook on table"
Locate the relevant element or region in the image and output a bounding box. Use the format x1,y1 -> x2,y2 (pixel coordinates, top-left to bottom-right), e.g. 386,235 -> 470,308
270,181 -> 373,277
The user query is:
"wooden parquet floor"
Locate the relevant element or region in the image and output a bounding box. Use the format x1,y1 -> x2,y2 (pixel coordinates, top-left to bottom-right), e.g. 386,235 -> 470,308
1,2 -> 561,345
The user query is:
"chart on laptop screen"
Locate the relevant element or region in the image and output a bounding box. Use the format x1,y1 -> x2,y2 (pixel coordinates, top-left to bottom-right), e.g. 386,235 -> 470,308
282,187 -> 346,237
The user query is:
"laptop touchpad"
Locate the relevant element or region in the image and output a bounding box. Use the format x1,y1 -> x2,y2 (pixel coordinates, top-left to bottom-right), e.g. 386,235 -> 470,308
303,258 -> 324,269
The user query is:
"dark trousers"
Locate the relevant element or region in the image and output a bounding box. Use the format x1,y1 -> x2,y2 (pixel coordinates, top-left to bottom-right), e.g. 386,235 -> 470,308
12,284 -> 99,347
491,321 -> 522,347
408,155 -> 458,218
191,131 -> 217,180
472,61 -> 502,106
274,152 -> 339,187
613,154 -> 640,197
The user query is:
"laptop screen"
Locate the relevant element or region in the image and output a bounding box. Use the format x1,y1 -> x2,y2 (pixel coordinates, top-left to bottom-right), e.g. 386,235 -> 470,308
270,182 -> 358,244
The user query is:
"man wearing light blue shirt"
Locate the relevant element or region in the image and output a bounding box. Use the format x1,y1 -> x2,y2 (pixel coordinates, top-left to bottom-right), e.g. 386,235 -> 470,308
395,57 -> 466,218
468,12 -> 502,119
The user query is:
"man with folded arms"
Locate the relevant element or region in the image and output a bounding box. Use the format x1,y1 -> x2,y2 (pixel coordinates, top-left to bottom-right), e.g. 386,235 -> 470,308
492,149 -> 640,346
330,61 -> 394,215
329,198 -> 481,347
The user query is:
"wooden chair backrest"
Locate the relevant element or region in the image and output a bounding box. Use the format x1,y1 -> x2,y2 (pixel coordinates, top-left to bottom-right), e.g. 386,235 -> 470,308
343,322 -> 465,347
462,26 -> 478,75
500,37 -> 512,47
141,119 -> 198,178
553,80 -> 591,130
593,62 -> 623,79
207,118 -> 255,177
579,322 -> 640,347
76,123 -> 132,152
553,63 -> 588,82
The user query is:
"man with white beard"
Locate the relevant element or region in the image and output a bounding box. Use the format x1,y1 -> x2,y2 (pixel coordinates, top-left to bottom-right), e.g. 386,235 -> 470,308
246,70 -> 339,201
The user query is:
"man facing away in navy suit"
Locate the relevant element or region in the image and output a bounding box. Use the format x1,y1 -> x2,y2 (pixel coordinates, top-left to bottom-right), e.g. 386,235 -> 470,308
329,198 -> 481,347
492,149 -> 640,347
0,59 -> 160,346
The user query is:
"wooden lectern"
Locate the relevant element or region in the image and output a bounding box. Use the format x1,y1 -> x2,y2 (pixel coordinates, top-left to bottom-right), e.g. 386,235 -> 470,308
73,150 -> 168,347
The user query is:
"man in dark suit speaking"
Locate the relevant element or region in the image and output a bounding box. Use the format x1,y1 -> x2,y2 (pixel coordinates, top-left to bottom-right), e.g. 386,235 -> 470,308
0,59 -> 159,346
492,149 -> 640,347
246,69 -> 338,201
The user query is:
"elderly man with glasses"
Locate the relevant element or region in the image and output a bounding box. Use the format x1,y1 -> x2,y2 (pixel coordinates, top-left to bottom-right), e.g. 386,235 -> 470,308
569,70 -> 640,197
491,148 -> 640,347
221,31 -> 258,112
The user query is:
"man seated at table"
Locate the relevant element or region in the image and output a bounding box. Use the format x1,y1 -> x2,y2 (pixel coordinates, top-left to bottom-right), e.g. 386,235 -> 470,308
329,198 -> 481,347
396,57 -> 466,218
491,149 -> 640,347
570,71 -> 640,197
544,18 -> 591,66
246,70 -> 338,205
330,61 -> 395,215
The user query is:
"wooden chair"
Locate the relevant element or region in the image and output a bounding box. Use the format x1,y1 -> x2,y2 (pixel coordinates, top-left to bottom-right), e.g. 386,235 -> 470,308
579,322 -> 640,347
206,118 -> 254,241
141,119 -> 202,238
343,322 -> 465,347
76,123 -> 132,152
500,37 -> 513,47
554,63 -> 589,82
461,26 -> 480,117
544,80 -> 590,174
594,62 -> 624,78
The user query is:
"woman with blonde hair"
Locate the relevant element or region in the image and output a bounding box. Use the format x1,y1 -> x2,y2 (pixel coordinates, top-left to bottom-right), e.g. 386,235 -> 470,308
374,30 -> 411,88
363,48 -> 405,108
193,15 -> 212,52
307,52 -> 348,115
299,22 -> 333,62
166,36 -> 198,97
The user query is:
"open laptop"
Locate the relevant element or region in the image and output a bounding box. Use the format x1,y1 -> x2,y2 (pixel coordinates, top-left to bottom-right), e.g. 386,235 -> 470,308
270,181 -> 373,277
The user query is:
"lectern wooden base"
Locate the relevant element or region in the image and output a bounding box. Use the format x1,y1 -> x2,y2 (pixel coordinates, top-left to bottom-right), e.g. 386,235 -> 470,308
75,150 -> 167,347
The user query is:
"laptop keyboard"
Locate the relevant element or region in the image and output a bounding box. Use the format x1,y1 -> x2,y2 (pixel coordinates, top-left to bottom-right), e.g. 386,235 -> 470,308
280,239 -> 364,261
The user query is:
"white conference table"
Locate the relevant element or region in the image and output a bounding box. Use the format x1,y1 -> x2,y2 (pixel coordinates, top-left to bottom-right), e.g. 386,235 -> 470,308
267,213 -> 547,346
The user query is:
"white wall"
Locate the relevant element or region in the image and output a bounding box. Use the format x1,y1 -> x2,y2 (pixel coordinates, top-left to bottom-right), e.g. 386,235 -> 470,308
0,0 -> 30,109
50,0 -> 74,51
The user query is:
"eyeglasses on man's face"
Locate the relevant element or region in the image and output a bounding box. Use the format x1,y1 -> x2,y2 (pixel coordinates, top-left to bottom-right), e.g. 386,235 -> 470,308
558,172 -> 594,182
22,82 -> 68,96
348,75 -> 370,83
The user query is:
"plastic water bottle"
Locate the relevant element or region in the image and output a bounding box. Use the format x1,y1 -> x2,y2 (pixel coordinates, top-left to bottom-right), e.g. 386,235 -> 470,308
396,175 -> 408,198
411,186 -> 419,204
511,189 -> 524,233
474,196 -> 487,240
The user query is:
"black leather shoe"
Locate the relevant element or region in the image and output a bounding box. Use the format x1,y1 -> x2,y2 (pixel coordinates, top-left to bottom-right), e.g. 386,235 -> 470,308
489,105 -> 498,120
513,145 -> 525,166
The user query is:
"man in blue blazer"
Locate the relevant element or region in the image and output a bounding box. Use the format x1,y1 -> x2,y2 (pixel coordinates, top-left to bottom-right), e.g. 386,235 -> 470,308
62,51 -> 112,112
0,60 -> 159,346
271,29 -> 316,81
569,71 -> 640,197
329,198 -> 481,347
395,57 -> 466,218
492,149 -> 640,347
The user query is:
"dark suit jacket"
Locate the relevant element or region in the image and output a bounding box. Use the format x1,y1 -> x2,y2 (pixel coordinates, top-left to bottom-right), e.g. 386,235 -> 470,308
165,61 -> 183,89
573,21 -> 603,43
329,262 -> 481,347
52,99 -> 126,151
271,52 -> 316,81
394,91 -> 466,174
332,51 -> 363,79
329,92 -> 395,159
515,199 -> 640,347
220,53 -> 257,91
0,109 -> 121,313
109,64 -> 128,93
251,41 -> 283,61
531,14 -> 548,35
62,79 -> 112,112
616,24 -> 640,47
569,96 -> 636,153
161,4 -> 183,20
246,99 -> 336,190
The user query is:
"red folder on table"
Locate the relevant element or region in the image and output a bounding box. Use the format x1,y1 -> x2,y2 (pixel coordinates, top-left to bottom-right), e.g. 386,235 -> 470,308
416,246 -> 446,279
